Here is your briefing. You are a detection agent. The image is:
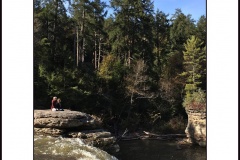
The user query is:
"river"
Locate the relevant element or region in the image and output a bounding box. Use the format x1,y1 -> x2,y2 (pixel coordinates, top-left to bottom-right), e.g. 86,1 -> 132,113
34,135 -> 206,160
113,139 -> 206,160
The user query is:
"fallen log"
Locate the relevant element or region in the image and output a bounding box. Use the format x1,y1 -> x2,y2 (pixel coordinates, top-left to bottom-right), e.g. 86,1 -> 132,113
143,131 -> 185,138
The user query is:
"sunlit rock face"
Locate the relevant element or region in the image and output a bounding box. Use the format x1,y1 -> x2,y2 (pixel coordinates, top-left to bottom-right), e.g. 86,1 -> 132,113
34,109 -> 102,129
34,110 -> 118,151
185,109 -> 206,147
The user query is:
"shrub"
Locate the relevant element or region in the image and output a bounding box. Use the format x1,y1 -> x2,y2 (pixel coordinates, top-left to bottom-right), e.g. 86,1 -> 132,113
183,89 -> 206,111
153,116 -> 187,134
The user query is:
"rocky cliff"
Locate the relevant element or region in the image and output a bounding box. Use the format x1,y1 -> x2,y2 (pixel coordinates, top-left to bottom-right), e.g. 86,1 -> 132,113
185,109 -> 206,147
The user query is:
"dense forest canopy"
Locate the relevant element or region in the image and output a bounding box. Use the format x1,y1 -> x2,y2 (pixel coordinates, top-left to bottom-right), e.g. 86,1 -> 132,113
34,0 -> 206,133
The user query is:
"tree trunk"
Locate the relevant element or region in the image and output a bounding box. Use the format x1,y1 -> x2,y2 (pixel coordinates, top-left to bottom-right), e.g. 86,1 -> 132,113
74,26 -> 76,66
76,26 -> 79,67
98,37 -> 101,70
80,9 -> 85,63
128,49 -> 131,68
53,0 -> 59,60
94,32 -> 97,69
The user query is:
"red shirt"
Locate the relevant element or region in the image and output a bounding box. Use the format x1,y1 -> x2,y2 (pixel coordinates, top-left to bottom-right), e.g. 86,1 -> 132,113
51,100 -> 57,109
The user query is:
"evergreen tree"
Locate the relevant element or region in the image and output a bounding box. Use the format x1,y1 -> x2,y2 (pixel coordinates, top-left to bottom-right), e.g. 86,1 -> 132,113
181,36 -> 206,101
34,0 -> 76,106
152,10 -> 170,78
167,9 -> 194,76
71,0 -> 107,66
170,9 -> 196,50
109,0 -> 154,66
158,9 -> 197,111
196,15 -> 206,47
72,0 -> 92,65
91,0 -> 108,69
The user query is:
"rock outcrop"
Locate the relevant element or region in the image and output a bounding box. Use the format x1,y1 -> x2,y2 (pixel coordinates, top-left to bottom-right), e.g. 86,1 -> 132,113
34,109 -> 118,151
34,109 -> 102,129
185,109 -> 206,147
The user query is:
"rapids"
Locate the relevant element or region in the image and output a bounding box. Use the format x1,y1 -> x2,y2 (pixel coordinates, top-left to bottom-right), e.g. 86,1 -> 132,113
34,135 -> 118,160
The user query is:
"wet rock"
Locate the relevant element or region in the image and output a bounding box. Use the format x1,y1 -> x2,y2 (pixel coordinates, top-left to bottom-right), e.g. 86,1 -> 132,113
34,128 -> 65,136
67,130 -> 112,139
67,130 -> 116,149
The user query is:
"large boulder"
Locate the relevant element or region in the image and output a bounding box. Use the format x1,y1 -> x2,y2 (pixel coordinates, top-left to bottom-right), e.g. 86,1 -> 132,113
34,109 -> 102,129
34,109 -> 119,152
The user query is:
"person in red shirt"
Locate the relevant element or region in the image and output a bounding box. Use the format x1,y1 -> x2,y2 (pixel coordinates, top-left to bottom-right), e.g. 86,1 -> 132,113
51,96 -> 57,110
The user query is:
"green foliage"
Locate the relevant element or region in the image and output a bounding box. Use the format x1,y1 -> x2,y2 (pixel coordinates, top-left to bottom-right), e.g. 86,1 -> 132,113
34,0 -> 206,133
183,89 -> 206,111
181,36 -> 206,111
155,116 -> 187,134
196,15 -> 206,47
181,35 -> 206,95
98,54 -> 125,82
170,9 -> 196,50
109,0 -> 155,65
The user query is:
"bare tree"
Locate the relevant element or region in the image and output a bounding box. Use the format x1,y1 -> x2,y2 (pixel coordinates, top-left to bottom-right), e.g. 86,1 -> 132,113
125,59 -> 156,105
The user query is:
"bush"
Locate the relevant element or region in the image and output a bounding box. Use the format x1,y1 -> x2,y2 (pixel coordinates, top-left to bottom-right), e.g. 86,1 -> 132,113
153,116 -> 187,134
183,89 -> 206,111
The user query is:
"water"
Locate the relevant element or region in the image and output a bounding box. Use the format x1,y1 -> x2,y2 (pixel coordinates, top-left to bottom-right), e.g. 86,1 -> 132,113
113,140 -> 206,160
34,135 -> 118,160
34,135 -> 206,160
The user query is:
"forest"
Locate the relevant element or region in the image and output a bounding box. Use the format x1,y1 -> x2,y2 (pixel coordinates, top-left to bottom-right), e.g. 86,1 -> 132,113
34,0 -> 206,134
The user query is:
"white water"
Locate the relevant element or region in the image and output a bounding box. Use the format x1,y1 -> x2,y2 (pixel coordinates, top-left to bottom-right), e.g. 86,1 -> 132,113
34,135 -> 118,160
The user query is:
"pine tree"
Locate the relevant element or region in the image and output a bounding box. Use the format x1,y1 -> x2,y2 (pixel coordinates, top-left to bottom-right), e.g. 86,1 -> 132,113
72,0 -> 92,65
181,36 -> 206,108
196,15 -> 206,48
109,0 -> 154,66
91,0 -> 107,70
153,10 -> 170,78
163,9 -> 196,81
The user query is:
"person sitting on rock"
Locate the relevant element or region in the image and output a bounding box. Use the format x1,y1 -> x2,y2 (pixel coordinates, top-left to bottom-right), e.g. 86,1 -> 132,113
51,96 -> 58,111
56,98 -> 64,111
